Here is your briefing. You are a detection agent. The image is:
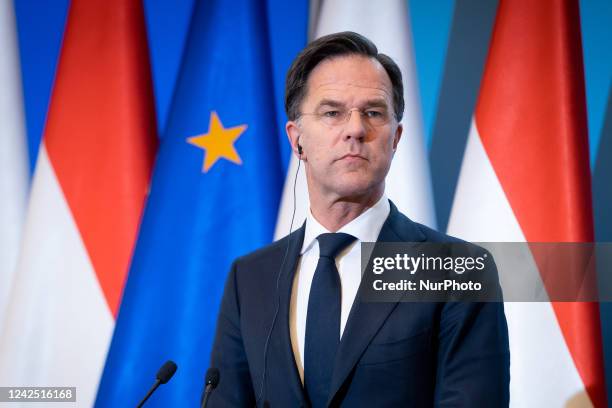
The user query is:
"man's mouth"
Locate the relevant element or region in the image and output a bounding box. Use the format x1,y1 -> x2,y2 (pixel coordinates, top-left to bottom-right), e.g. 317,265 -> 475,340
337,153 -> 367,162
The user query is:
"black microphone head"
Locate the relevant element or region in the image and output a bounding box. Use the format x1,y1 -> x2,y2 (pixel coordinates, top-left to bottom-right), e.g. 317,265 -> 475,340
205,368 -> 220,389
156,360 -> 177,384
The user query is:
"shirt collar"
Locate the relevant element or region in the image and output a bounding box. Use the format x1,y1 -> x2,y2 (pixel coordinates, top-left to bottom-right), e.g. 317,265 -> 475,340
301,195 -> 391,254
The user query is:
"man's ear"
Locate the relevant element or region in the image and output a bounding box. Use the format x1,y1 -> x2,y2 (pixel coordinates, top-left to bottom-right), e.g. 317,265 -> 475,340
286,120 -> 304,159
392,123 -> 403,152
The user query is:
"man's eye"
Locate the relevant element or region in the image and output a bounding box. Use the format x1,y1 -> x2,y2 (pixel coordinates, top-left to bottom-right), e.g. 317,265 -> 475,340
322,110 -> 340,118
365,110 -> 383,118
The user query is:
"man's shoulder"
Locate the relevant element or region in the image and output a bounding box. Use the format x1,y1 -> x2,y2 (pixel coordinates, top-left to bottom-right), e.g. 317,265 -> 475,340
389,205 -> 464,244
234,227 -> 303,267
224,233 -> 296,290
412,221 -> 464,244
406,217 -> 488,255
391,206 -> 490,256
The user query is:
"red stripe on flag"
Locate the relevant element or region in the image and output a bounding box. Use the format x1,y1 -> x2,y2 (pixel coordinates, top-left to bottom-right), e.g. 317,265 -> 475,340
475,1 -> 606,406
43,0 -> 157,317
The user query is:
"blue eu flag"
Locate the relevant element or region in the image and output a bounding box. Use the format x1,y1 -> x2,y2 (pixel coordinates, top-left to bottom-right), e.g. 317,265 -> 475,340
96,0 -> 286,405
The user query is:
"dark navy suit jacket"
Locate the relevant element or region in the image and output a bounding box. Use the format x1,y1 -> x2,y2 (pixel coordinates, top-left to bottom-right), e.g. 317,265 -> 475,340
209,201 -> 510,407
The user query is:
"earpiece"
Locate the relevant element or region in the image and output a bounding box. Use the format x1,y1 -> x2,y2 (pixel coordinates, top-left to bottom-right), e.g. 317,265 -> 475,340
297,144 -> 303,155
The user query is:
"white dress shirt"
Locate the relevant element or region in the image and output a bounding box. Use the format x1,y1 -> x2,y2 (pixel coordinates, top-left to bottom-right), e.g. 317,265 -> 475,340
289,195 -> 390,383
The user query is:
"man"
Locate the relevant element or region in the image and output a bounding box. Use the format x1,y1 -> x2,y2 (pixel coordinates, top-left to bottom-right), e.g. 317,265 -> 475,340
209,31 -> 509,407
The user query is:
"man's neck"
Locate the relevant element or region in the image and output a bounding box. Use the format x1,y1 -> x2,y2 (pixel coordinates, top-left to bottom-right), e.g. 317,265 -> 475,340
309,188 -> 384,232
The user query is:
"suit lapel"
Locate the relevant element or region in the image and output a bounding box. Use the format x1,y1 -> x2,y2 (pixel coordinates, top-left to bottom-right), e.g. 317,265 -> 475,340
327,202 -> 426,405
271,224 -> 308,403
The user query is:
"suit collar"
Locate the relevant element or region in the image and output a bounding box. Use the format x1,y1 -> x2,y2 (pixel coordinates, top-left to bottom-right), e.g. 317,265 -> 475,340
378,200 -> 426,243
273,201 -> 427,406
326,200 -> 426,405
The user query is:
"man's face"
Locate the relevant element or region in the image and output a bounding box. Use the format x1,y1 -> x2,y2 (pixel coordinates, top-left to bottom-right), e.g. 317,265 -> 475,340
287,55 -> 402,201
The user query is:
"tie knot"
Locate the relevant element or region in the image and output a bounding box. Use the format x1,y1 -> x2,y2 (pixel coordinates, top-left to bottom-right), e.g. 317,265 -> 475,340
317,233 -> 356,259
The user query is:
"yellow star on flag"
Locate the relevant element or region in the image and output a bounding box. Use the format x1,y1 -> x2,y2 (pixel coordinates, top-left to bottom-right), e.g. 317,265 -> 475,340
187,111 -> 247,172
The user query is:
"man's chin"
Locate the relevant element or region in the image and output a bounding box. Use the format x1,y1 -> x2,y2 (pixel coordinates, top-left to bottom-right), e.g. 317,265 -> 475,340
328,179 -> 382,201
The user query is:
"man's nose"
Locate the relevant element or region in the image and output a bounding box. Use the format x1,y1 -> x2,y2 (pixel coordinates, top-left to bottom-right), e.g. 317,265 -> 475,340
342,109 -> 366,142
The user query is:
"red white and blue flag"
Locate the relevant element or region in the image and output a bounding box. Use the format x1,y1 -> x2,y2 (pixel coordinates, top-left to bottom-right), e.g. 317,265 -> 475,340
0,0 -> 157,406
448,1 -> 607,406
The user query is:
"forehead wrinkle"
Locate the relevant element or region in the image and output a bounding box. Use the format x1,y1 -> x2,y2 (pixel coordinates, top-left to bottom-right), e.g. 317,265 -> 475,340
316,97 -> 390,111
312,84 -> 392,109
313,81 -> 391,97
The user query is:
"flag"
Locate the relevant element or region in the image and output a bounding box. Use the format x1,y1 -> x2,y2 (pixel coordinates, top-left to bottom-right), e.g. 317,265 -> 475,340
274,0 -> 436,238
96,0 -> 284,406
447,1 -> 607,406
0,0 -> 157,406
0,0 -> 29,328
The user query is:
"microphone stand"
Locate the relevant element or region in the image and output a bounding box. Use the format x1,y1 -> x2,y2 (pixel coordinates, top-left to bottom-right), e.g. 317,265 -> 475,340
136,379 -> 160,408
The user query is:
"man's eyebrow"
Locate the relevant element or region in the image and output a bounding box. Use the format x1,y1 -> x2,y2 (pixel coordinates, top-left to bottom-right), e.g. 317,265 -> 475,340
362,99 -> 390,109
315,99 -> 345,109
314,99 -> 390,109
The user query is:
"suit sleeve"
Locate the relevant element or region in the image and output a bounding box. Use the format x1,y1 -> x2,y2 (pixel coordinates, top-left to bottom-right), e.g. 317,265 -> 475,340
208,260 -> 256,407
434,254 -> 510,406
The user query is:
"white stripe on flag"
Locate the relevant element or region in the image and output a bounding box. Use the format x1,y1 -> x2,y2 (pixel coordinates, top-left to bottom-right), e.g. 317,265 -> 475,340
448,121 -> 589,407
0,146 -> 113,408
0,0 -> 29,329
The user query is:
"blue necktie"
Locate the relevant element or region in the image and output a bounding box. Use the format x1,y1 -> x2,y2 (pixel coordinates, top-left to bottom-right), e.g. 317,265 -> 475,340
304,232 -> 357,407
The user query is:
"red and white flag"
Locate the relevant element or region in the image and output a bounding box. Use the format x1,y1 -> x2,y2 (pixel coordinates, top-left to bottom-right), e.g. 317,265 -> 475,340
0,0 -> 157,405
448,0 -> 606,406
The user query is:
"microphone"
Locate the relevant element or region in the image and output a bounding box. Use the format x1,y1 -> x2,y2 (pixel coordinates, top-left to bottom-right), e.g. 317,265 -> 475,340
200,368 -> 220,408
136,360 -> 177,408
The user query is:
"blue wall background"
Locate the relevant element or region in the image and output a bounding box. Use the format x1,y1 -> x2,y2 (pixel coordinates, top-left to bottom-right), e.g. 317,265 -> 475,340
13,0 -> 612,400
